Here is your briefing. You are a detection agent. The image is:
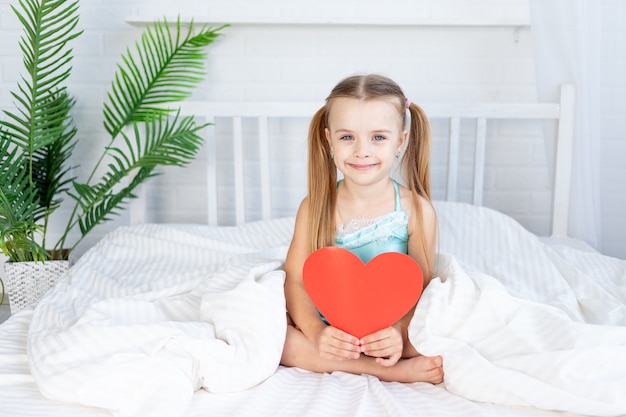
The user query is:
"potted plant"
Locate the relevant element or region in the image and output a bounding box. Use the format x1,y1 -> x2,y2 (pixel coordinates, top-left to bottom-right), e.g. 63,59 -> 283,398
0,0 -> 227,314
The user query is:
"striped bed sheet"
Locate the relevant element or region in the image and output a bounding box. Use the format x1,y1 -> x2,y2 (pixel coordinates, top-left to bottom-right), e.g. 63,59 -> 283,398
0,201 -> 624,417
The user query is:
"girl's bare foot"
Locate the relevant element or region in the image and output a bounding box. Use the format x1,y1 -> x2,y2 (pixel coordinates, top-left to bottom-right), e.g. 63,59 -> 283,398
377,355 -> 444,384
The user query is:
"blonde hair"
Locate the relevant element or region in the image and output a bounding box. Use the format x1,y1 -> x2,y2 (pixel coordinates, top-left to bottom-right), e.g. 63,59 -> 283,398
307,74 -> 432,254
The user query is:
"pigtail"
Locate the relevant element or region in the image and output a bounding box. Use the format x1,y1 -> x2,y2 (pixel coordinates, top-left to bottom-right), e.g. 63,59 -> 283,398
307,106 -> 337,251
403,101 -> 437,278
403,102 -> 431,201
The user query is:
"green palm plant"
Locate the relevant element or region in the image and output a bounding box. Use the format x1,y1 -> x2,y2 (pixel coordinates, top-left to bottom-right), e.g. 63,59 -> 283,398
0,0 -> 227,266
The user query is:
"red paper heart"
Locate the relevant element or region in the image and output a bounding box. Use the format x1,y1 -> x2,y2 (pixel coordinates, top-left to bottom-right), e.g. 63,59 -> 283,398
302,247 -> 423,339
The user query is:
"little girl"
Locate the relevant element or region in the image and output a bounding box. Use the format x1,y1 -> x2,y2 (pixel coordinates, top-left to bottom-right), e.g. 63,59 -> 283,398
280,74 -> 443,384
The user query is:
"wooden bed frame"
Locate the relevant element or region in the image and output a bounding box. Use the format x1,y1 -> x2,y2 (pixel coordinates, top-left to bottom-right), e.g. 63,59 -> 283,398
130,84 -> 575,236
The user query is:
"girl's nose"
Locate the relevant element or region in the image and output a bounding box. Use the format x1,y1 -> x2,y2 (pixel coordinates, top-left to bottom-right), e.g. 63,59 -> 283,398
354,138 -> 371,158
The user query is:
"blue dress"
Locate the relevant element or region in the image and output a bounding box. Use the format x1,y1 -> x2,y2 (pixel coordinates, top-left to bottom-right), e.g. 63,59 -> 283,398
335,179 -> 409,262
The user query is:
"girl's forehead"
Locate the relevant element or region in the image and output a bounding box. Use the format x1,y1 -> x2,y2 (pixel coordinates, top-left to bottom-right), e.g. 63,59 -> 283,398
327,97 -> 403,128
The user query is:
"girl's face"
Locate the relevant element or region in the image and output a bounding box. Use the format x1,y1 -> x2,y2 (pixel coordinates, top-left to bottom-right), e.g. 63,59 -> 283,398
325,97 -> 407,186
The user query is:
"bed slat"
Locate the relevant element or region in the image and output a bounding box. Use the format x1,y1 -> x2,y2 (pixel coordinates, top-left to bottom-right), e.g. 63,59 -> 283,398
446,117 -> 461,201
206,116 -> 218,226
473,118 -> 487,206
232,117 -> 245,226
258,116 -> 272,221
551,84 -> 576,237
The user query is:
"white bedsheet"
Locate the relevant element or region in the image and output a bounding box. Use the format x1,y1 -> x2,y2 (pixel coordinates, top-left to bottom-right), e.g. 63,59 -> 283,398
0,202 -> 623,417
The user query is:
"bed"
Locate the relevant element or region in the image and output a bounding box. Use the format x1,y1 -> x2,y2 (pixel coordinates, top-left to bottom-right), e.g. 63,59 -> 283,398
1,84 -> 625,417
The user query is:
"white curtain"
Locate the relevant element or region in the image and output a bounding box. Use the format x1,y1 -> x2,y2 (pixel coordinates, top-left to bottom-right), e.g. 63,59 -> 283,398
529,0 -> 602,249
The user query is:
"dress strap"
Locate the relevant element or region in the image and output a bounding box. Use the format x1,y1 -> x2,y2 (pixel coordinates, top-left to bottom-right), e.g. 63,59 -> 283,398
392,179 -> 401,211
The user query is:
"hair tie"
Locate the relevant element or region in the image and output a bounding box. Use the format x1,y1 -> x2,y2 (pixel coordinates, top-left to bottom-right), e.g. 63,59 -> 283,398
405,98 -> 411,109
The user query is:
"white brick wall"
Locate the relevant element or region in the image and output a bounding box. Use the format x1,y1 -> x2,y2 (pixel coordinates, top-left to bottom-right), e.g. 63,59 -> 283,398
1,0 -> 624,259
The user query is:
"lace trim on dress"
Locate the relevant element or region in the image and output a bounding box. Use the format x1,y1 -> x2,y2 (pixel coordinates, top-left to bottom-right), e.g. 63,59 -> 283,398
337,217 -> 378,235
336,211 -> 408,245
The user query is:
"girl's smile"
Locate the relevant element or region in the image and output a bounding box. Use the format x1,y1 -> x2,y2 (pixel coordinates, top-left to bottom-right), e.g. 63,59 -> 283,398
347,162 -> 379,170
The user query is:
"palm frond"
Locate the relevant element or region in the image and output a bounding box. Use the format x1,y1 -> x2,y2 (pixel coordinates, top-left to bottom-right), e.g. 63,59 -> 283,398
2,0 -> 82,153
67,112 -> 207,241
0,136 -> 47,262
0,131 -> 46,222
102,17 -> 227,138
110,111 -> 208,169
73,167 -> 155,237
0,189 -> 48,262
30,90 -> 78,212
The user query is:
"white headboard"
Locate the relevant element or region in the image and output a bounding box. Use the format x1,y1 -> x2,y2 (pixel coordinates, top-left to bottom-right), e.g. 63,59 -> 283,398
130,84 -> 575,237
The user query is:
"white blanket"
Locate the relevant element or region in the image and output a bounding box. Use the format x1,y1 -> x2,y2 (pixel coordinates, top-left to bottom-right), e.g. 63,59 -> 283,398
28,222 -> 293,417
417,202 -> 626,416
27,204 -> 626,417
411,255 -> 626,416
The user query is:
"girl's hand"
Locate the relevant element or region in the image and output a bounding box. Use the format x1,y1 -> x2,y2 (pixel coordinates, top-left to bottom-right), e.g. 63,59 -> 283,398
315,326 -> 361,361
359,325 -> 403,366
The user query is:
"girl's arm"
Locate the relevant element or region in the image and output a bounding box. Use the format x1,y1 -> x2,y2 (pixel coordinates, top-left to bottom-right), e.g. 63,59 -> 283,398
284,199 -> 325,338
284,199 -> 361,360
407,195 -> 437,287
401,194 -> 437,347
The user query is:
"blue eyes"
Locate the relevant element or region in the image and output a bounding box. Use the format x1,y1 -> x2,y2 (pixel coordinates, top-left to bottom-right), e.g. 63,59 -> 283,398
339,135 -> 386,141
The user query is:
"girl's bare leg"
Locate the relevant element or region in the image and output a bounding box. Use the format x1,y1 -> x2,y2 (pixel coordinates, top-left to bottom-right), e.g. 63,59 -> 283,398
281,324 -> 444,384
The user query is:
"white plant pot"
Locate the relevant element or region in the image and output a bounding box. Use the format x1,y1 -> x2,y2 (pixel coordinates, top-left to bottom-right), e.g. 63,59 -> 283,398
4,260 -> 69,315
